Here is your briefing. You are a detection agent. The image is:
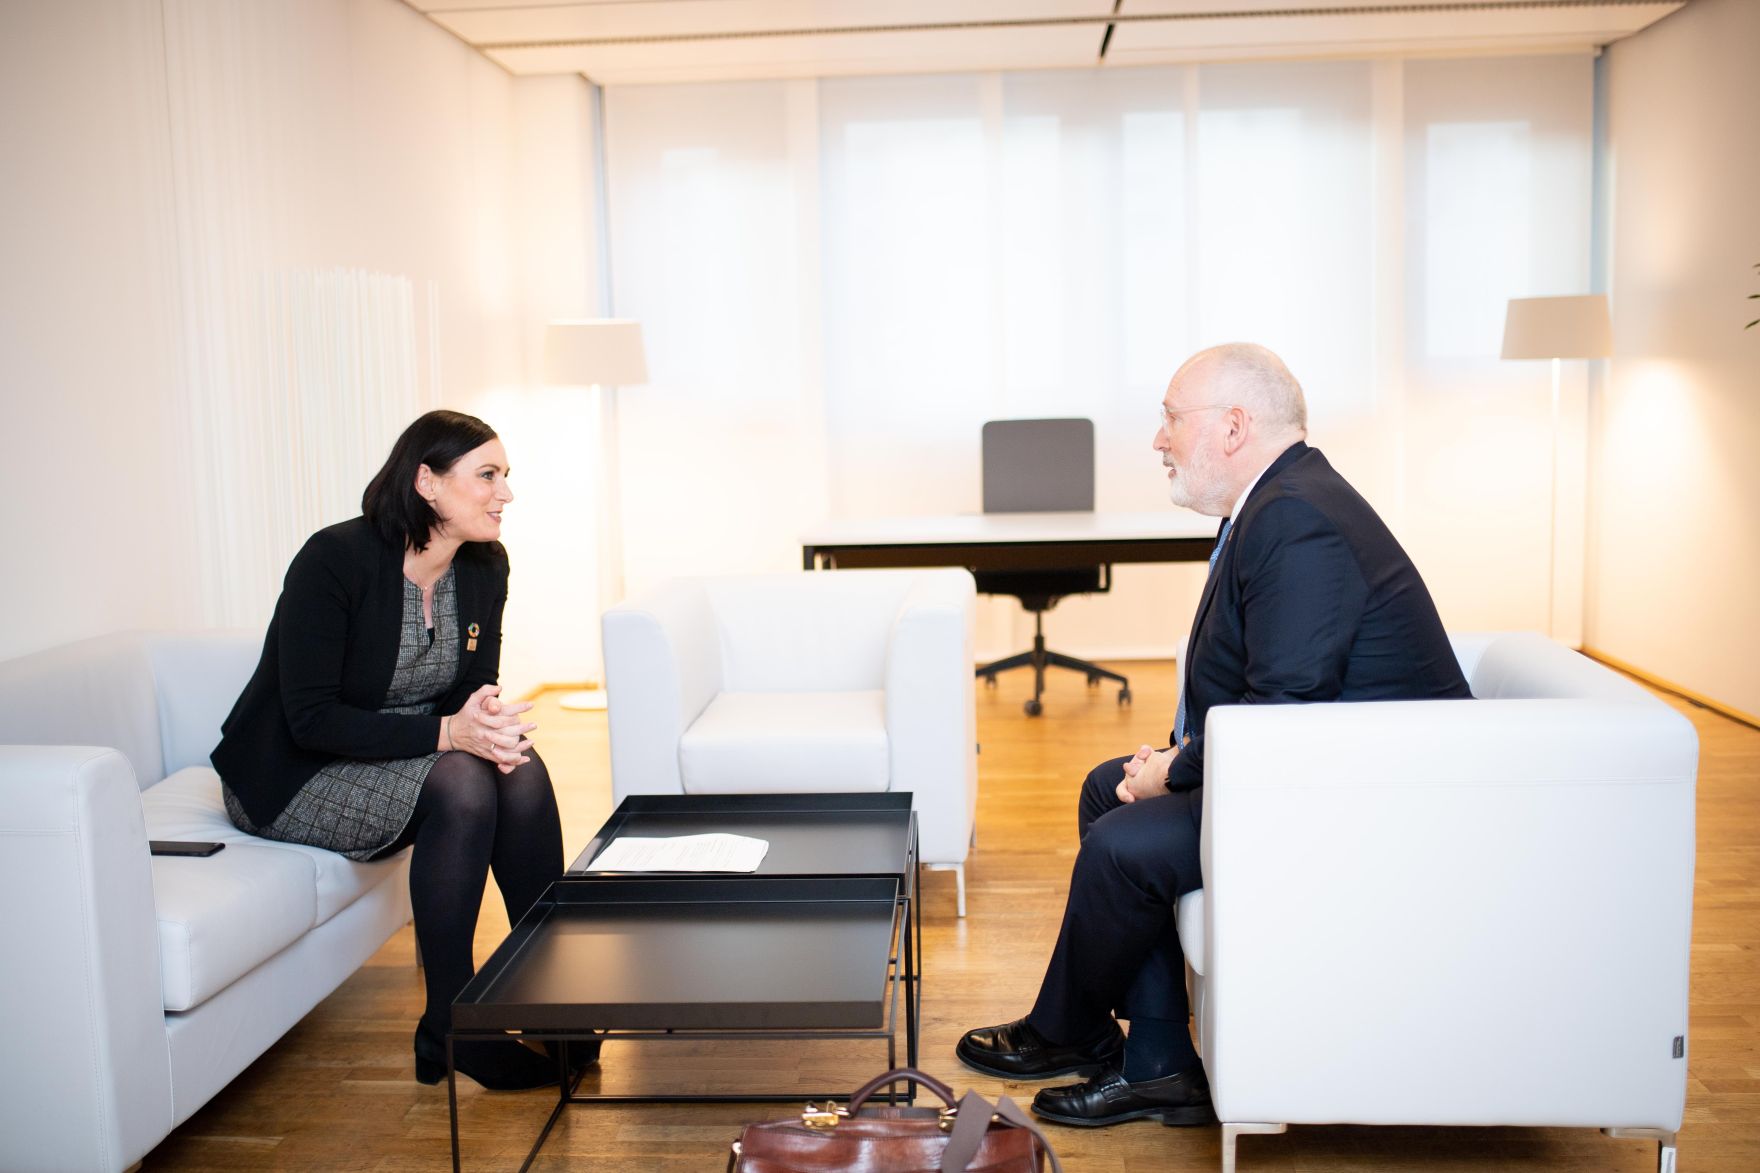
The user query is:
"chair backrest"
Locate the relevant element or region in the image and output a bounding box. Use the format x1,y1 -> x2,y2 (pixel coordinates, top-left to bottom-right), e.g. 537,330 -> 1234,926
0,630 -> 259,790
981,418 -> 1094,513
1449,630 -> 1653,704
705,571 -> 921,692
0,632 -> 165,788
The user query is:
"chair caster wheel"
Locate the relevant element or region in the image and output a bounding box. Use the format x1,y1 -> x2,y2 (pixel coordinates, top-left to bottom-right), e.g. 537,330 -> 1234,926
1117,689 -> 1132,706
982,676 -> 997,689
1086,674 -> 1100,688
1024,698 -> 1043,717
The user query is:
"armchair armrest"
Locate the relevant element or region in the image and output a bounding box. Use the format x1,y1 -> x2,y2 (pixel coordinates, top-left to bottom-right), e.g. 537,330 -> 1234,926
0,746 -> 173,1171
884,570 -> 977,865
1197,698 -> 1695,1129
603,581 -> 725,802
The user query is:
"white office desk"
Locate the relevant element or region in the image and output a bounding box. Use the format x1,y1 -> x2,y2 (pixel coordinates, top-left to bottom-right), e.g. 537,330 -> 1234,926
801,510 -> 1222,572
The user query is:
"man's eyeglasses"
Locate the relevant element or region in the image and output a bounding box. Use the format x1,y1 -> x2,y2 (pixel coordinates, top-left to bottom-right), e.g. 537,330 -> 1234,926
1157,403 -> 1237,433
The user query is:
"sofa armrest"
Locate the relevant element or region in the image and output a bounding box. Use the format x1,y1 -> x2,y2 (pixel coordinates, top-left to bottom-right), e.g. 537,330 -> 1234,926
884,570 -> 977,866
1196,698 -> 1696,1129
0,746 -> 174,1171
603,582 -> 725,803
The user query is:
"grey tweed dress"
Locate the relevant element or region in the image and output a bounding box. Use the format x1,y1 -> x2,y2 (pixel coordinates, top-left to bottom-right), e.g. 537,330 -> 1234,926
224,566 -> 459,861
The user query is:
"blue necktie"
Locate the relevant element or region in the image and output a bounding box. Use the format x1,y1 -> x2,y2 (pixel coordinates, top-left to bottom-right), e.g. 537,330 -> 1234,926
1173,517 -> 1232,750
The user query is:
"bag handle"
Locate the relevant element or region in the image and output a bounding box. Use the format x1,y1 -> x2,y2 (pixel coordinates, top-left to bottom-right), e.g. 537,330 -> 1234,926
846,1067 -> 960,1113
942,1089 -> 1064,1173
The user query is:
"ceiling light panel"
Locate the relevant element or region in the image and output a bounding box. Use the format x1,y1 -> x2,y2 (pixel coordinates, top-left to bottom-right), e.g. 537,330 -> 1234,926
486,23 -> 1108,83
428,0 -> 1116,47
1104,2 -> 1684,64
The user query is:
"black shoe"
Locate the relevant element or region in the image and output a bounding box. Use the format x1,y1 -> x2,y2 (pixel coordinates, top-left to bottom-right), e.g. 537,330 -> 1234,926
1031,1066 -> 1217,1128
955,1017 -> 1125,1080
542,1035 -> 603,1082
413,1023 -> 565,1091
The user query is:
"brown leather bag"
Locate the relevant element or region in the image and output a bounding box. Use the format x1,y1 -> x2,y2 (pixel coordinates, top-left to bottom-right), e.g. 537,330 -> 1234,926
728,1068 -> 1064,1173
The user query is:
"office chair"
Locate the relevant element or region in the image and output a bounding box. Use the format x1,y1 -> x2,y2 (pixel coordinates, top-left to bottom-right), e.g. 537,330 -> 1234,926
974,418 -> 1130,716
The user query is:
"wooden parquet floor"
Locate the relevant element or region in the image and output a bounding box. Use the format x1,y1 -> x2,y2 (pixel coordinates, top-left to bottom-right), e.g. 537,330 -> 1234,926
143,661 -> 1760,1171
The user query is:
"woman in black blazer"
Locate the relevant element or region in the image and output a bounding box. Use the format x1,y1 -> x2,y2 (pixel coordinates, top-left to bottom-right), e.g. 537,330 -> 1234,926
214,410 -> 583,1090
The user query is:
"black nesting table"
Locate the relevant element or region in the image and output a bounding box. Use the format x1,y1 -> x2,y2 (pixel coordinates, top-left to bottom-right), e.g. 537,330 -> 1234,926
445,792 -> 921,1171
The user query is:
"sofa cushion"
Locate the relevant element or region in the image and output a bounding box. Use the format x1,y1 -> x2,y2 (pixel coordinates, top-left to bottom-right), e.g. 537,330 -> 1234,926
144,768 -> 408,925
147,837 -> 314,1013
680,691 -> 889,794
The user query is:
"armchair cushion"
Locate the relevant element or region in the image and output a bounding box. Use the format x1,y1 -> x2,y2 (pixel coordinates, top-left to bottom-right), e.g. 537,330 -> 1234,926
680,691 -> 889,794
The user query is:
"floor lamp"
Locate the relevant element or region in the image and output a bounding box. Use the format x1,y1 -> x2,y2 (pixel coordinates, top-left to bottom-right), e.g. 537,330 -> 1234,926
544,318 -> 649,711
1500,294 -> 1612,642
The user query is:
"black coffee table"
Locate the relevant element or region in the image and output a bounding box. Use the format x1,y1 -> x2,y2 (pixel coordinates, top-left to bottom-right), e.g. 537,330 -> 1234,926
445,793 -> 921,1171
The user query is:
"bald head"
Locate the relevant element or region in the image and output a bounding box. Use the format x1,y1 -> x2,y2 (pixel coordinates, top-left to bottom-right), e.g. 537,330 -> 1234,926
1169,343 -> 1308,440
1155,343 -> 1309,517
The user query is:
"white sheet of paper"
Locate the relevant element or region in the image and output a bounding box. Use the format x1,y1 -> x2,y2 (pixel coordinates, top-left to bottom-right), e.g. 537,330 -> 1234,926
584,833 -> 769,873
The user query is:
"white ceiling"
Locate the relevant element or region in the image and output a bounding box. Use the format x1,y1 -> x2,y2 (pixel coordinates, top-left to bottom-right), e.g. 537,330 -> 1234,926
407,1 -> 1687,85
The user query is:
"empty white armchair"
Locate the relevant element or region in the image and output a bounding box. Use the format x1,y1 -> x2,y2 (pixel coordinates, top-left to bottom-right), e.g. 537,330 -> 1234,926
603,569 -> 978,913
1178,631 -> 1697,1173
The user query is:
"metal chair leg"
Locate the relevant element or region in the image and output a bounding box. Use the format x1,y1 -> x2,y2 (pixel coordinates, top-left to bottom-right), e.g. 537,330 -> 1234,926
1604,1127 -> 1678,1173
927,862 -> 967,917
1219,1122 -> 1286,1173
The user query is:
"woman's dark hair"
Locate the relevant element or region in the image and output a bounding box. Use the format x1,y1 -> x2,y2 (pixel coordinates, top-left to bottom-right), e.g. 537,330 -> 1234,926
362,410 -> 498,552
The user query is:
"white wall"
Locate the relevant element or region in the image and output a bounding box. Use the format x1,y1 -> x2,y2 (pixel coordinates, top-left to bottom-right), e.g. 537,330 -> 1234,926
2,0 -> 200,653
1591,0 -> 1760,717
602,58 -> 1595,665
0,0 -> 601,699
490,74 -> 607,695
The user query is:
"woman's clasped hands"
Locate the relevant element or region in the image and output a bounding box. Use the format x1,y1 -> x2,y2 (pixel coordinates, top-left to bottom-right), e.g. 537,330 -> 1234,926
447,684 -> 536,774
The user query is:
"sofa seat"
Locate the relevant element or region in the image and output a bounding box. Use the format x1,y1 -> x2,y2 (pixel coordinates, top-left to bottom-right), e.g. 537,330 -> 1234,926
142,766 -> 407,1011
680,691 -> 889,794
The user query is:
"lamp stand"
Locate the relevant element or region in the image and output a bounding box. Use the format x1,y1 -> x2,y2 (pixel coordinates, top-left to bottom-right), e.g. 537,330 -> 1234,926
558,382 -> 626,712
1545,356 -> 1560,641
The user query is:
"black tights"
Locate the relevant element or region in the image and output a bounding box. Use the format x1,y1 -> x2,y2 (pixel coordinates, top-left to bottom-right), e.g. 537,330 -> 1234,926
383,750 -> 562,1036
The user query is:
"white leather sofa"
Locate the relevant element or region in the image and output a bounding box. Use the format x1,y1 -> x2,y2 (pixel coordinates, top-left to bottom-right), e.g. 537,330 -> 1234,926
1177,631 -> 1697,1172
602,569 -> 978,913
0,632 -> 413,1172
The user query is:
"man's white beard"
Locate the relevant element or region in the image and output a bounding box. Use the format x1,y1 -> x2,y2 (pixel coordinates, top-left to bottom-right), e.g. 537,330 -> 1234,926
1165,442 -> 1233,516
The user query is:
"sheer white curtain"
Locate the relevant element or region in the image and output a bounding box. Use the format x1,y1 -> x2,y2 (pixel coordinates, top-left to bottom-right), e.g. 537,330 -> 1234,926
605,81 -> 830,599
604,56 -> 1593,656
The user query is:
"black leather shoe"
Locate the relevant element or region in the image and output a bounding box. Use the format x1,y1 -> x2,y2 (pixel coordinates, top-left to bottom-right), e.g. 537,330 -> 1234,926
414,1023 -> 568,1091
1031,1066 -> 1217,1127
955,1017 -> 1125,1080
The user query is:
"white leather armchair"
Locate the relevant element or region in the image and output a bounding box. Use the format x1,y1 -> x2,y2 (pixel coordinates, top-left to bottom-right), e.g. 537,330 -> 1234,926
603,569 -> 978,914
1177,632 -> 1696,1173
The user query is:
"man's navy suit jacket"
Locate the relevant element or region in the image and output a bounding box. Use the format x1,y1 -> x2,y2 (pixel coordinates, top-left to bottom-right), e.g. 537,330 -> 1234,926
1164,440 -> 1470,794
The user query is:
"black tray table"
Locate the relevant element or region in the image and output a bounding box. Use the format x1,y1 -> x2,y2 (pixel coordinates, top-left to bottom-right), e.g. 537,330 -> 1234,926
446,794 -> 922,1172
569,791 -> 917,881
569,791 -> 922,1064
454,876 -> 900,1034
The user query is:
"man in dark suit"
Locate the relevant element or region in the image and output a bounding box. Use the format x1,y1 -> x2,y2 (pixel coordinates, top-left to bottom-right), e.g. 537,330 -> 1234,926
956,343 -> 1470,1127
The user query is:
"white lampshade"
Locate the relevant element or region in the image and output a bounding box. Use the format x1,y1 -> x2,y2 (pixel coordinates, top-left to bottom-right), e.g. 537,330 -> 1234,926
1501,295 -> 1612,361
545,319 -> 648,386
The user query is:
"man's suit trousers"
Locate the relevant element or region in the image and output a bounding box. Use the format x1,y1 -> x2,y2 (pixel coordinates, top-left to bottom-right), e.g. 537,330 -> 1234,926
1026,755 -> 1205,1043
